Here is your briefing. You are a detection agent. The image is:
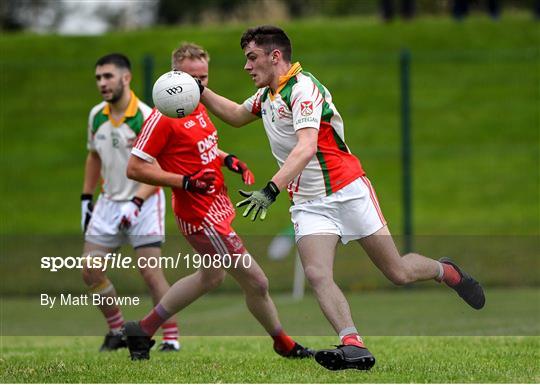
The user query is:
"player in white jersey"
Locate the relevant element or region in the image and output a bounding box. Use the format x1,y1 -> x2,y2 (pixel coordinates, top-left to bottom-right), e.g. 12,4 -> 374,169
81,53 -> 179,352
198,26 -> 485,371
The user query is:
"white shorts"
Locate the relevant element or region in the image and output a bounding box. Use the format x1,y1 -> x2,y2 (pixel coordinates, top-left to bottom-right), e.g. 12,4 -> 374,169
85,189 -> 165,249
290,176 -> 386,244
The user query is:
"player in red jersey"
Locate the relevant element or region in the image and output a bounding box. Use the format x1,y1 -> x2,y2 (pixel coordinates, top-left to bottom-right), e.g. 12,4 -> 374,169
123,42 -> 313,361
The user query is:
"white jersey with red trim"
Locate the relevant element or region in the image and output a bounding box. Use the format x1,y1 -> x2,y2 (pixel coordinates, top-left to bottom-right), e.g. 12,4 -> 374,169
243,62 -> 365,204
87,92 -> 152,200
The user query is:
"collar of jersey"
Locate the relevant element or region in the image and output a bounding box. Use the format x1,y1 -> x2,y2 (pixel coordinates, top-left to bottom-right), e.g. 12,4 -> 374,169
102,91 -> 138,127
269,62 -> 302,101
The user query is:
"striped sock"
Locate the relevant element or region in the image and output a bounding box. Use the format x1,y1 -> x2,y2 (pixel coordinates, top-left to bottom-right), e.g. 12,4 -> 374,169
89,278 -> 123,332
104,308 -> 124,332
161,322 -> 179,342
140,303 -> 171,336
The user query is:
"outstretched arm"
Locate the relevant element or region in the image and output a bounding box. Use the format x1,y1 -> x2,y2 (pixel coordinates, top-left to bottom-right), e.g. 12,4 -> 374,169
201,88 -> 257,127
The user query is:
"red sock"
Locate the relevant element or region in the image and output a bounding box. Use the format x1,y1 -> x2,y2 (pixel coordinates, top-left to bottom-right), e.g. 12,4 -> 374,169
441,263 -> 462,287
341,333 -> 365,348
272,329 -> 295,354
140,304 -> 169,336
104,308 -> 124,332
161,322 -> 179,342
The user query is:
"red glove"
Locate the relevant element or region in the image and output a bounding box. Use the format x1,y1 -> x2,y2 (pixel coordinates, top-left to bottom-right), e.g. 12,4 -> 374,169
224,154 -> 255,185
182,168 -> 216,194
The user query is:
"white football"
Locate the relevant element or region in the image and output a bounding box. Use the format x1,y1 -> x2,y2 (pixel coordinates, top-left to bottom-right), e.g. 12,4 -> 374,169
152,71 -> 200,118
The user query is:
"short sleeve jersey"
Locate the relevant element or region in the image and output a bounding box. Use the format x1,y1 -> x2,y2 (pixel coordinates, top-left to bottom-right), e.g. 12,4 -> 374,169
132,104 -> 234,231
87,91 -> 152,201
243,62 -> 365,204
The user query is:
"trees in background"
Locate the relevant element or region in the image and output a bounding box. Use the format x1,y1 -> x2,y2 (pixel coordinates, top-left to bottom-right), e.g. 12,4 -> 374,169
1,0 -> 538,34
1,0 -> 157,33
155,0 -> 540,23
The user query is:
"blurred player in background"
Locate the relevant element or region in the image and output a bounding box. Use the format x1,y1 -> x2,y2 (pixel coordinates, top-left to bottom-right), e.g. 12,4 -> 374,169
198,25 -> 486,371
124,42 -> 313,361
81,53 -> 179,352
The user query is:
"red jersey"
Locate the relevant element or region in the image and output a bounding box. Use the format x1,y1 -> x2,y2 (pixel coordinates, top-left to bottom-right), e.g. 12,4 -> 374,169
132,104 -> 235,233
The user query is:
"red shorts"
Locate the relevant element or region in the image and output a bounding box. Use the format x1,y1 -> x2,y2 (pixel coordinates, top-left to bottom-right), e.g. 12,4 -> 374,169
182,215 -> 248,257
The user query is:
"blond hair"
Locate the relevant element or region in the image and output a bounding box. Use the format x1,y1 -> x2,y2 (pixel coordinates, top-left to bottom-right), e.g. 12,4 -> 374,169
171,42 -> 210,69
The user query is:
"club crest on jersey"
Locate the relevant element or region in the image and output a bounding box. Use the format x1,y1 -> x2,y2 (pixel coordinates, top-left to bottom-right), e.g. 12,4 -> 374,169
126,137 -> 136,148
227,232 -> 243,252
300,101 -> 313,116
277,105 -> 289,119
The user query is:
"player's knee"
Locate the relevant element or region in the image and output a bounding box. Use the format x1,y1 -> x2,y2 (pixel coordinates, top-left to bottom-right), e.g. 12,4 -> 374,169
81,266 -> 93,285
82,267 -> 105,286
304,265 -> 332,289
207,274 -> 226,291
81,263 -> 104,286
201,269 -> 226,291
139,267 -> 165,291
81,251 -> 107,285
250,274 -> 269,296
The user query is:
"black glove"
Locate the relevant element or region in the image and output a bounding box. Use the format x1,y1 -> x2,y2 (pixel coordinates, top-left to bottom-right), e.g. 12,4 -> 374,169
195,78 -> 205,96
81,193 -> 94,232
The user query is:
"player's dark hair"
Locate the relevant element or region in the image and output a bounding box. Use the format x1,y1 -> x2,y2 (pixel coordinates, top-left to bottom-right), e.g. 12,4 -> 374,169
95,53 -> 131,71
240,25 -> 292,62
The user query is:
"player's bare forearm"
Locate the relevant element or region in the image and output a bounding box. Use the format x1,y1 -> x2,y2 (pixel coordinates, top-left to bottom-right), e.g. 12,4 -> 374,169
82,151 -> 101,194
127,155 -> 184,190
133,183 -> 159,200
271,128 -> 318,190
218,149 -> 229,161
201,88 -> 256,127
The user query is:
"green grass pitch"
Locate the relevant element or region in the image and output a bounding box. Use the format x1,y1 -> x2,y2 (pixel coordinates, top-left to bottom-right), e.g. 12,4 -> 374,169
0,12 -> 538,384
2,336 -> 538,383
2,289 -> 539,382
